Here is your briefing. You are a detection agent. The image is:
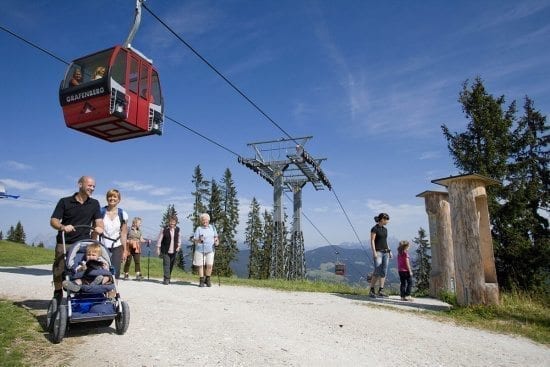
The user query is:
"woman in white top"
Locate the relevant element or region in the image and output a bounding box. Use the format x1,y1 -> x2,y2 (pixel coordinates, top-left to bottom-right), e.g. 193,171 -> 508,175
101,189 -> 129,279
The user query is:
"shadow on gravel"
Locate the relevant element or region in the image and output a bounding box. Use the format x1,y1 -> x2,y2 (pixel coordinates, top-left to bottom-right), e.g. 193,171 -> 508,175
0,266 -> 51,276
12,298 -> 119,343
334,293 -> 452,312
37,321 -> 118,343
131,278 -> 196,287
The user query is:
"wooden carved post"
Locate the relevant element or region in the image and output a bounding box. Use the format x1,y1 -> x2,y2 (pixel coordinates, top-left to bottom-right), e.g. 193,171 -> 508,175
433,174 -> 499,306
416,191 -> 455,297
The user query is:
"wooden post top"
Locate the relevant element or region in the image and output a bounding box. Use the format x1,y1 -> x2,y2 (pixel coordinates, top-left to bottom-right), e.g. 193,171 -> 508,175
416,190 -> 448,198
431,173 -> 500,188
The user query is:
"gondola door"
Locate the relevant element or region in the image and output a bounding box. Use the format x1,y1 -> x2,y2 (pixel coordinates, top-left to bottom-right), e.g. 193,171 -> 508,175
126,54 -> 151,132
126,55 -> 139,128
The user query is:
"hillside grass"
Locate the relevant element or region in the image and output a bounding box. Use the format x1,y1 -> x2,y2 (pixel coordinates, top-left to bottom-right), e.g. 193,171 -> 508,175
0,299 -> 40,366
0,239 -> 548,366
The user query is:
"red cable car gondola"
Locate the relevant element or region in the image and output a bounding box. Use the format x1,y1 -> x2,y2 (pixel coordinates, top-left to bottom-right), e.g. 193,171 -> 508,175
59,0 -> 163,142
334,251 -> 346,276
335,263 -> 346,276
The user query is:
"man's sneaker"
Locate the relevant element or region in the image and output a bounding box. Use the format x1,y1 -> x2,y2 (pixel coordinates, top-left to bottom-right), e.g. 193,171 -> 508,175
62,280 -> 81,293
135,273 -> 143,281
199,277 -> 205,287
205,276 -> 212,287
369,290 -> 377,298
377,291 -> 389,298
123,273 -> 129,280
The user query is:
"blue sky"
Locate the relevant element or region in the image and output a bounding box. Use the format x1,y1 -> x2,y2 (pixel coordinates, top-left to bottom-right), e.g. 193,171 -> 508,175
1,0 -> 549,249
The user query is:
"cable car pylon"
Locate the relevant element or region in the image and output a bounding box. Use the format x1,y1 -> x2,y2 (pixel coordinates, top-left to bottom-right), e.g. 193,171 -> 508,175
238,136 -> 332,280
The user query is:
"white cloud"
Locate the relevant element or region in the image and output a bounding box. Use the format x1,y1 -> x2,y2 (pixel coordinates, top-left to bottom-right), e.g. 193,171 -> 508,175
0,198 -> 51,209
308,5 -> 459,140
460,1 -> 550,34
311,206 -> 329,213
224,49 -> 274,77
0,178 -> 40,191
291,101 -> 315,123
0,178 -> 72,201
113,181 -> 175,196
1,160 -> 32,170
118,197 -> 167,212
419,151 -> 440,160
507,23 -> 550,49
365,199 -> 428,240
144,1 -> 225,61
38,188 -> 70,199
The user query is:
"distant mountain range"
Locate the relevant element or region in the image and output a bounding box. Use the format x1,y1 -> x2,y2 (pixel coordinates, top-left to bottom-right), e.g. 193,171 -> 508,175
229,242 -> 401,286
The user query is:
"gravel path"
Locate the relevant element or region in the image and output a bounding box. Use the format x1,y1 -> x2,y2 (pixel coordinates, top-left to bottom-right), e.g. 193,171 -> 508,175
0,265 -> 548,366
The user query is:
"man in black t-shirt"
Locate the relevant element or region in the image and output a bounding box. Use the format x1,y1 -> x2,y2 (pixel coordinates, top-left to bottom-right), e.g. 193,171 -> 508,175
50,176 -> 104,301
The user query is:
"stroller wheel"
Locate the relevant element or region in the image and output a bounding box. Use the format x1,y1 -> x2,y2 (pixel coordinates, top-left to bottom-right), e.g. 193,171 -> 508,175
51,304 -> 67,344
115,301 -> 130,335
46,298 -> 58,332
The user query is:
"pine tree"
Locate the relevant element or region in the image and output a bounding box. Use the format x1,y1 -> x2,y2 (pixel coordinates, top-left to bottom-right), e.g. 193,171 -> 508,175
189,165 -> 210,229
412,227 -> 431,293
209,179 -> 223,227
216,169 -> 239,277
260,210 -> 273,279
442,77 -> 514,214
208,179 -> 223,274
13,221 -> 26,244
245,198 -> 263,278
160,205 -> 179,227
0,230 -> 3,240
7,226 -> 15,242
443,77 -> 514,176
493,97 -> 550,290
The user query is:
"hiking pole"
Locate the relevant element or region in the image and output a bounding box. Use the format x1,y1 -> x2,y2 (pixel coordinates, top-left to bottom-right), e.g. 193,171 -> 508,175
215,240 -> 221,287
201,234 -> 205,286
216,255 -> 221,287
146,239 -> 151,280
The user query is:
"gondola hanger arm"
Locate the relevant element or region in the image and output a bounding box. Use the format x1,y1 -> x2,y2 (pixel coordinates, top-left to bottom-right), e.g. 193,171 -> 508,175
123,0 -> 143,48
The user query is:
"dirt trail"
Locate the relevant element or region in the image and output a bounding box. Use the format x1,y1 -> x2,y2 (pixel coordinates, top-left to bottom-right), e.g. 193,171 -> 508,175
1,265 -> 548,366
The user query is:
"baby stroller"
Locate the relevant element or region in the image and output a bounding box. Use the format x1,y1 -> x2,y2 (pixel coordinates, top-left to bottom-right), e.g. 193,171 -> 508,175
46,225 -> 130,343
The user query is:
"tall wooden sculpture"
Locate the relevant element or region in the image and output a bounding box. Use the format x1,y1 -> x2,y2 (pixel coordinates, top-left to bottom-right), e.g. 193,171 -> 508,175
432,173 -> 499,306
416,191 -> 455,298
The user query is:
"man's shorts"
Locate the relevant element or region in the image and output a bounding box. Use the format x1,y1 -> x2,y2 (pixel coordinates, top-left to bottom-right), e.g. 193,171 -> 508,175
193,251 -> 214,266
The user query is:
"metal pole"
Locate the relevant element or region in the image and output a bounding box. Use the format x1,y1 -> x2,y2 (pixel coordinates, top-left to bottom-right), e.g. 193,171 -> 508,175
147,239 -> 150,280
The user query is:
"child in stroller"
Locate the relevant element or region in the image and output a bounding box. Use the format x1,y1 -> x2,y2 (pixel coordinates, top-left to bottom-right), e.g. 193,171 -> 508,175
63,242 -> 114,293
47,227 -> 130,344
